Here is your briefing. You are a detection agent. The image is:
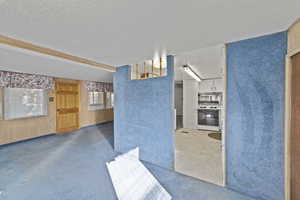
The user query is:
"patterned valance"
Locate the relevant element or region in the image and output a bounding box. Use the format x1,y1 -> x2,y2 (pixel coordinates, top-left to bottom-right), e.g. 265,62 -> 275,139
0,70 -> 55,90
85,81 -> 113,92
0,71 -> 11,88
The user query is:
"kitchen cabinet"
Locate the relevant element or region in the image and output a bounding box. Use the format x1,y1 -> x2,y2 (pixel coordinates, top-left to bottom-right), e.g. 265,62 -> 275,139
183,79 -> 198,129
199,79 -> 223,93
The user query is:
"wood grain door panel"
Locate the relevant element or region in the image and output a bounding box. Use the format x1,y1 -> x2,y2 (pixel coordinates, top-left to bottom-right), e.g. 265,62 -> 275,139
56,81 -> 79,133
291,52 -> 300,200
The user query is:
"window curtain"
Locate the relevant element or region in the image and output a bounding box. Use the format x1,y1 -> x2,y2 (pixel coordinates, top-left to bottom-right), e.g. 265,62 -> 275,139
85,81 -> 113,92
0,70 -> 55,90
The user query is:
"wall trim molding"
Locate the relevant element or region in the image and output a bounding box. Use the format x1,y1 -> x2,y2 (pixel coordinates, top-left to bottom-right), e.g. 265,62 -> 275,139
222,44 -> 227,187
0,34 -> 116,72
288,47 -> 300,57
80,121 -> 113,129
0,121 -> 113,147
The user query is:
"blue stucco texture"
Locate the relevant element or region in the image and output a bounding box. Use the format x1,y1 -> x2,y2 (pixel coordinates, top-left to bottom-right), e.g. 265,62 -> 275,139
114,56 -> 175,169
226,32 -> 287,200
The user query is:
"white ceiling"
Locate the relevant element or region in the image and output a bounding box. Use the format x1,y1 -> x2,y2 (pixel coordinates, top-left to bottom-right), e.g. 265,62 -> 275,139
0,0 -> 299,80
175,45 -> 224,81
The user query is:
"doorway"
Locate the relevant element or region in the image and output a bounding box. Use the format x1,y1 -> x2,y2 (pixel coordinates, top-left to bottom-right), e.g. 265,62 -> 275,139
173,45 -> 226,186
175,81 -> 183,129
55,79 -> 80,133
290,52 -> 300,200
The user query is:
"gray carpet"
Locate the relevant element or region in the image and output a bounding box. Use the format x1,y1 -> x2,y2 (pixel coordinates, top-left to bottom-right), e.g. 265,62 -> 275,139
0,123 -> 254,200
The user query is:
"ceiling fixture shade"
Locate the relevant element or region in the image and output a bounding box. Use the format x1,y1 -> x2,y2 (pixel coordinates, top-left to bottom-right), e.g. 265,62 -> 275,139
182,65 -> 202,82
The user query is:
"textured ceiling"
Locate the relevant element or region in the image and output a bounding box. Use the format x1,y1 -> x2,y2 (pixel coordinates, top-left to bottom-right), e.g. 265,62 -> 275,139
0,0 -> 299,80
175,45 -> 224,80
0,44 -> 114,82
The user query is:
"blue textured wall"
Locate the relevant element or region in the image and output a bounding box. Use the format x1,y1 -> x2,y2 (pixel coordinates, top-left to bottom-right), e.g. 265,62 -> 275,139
226,32 -> 287,200
114,56 -> 175,169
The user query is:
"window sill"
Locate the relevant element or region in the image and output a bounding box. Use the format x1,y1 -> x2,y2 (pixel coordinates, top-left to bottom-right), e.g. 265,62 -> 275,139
88,105 -> 105,111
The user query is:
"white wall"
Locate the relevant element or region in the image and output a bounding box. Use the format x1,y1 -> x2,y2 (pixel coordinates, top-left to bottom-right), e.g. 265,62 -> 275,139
183,79 -> 198,129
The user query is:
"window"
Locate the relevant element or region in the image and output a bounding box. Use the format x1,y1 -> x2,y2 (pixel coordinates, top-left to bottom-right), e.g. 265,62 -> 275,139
3,88 -> 48,120
131,56 -> 167,80
106,92 -> 114,109
88,91 -> 105,110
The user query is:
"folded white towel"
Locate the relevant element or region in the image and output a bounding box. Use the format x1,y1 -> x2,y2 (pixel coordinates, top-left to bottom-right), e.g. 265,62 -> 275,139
106,148 -> 172,200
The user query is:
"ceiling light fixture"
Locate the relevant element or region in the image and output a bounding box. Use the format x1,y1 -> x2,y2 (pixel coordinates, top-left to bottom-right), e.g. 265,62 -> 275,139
182,65 -> 202,82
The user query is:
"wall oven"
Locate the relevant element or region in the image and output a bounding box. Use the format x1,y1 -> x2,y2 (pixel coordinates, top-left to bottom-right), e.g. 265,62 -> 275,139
198,92 -> 222,131
198,109 -> 219,127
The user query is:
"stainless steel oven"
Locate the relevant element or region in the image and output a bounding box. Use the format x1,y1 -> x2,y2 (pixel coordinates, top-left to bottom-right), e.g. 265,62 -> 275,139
198,92 -> 222,130
198,109 -> 219,127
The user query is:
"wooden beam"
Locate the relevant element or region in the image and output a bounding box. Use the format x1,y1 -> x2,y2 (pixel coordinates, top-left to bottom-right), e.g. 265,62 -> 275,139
0,34 -> 116,72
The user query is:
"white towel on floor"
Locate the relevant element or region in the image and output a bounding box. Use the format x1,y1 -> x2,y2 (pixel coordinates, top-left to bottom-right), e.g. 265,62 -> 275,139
106,148 -> 172,200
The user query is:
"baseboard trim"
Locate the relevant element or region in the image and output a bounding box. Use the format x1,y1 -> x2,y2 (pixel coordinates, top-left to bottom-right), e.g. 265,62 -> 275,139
79,121 -> 114,129
0,133 -> 56,148
0,121 -> 114,147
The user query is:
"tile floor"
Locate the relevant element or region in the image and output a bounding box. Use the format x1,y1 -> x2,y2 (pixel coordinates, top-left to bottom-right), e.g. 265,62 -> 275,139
175,128 -> 223,186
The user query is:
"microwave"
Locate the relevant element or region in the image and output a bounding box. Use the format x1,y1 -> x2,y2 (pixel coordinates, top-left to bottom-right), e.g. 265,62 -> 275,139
198,93 -> 222,104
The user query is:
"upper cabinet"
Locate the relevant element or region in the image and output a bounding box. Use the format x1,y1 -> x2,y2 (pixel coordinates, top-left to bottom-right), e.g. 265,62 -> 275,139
199,79 -> 223,93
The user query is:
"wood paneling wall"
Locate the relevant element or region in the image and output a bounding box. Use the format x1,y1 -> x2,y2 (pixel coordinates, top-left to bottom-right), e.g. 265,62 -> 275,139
288,19 -> 300,54
291,53 -> 300,200
0,79 -> 113,145
287,19 -> 300,200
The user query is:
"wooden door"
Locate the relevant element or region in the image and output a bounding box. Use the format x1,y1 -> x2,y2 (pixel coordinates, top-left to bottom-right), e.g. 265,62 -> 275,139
291,52 -> 300,200
56,80 -> 79,133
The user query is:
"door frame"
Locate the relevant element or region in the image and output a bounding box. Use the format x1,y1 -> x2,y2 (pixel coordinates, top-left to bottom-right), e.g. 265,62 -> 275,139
173,44 -> 227,187
285,47 -> 300,200
222,44 -> 227,187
